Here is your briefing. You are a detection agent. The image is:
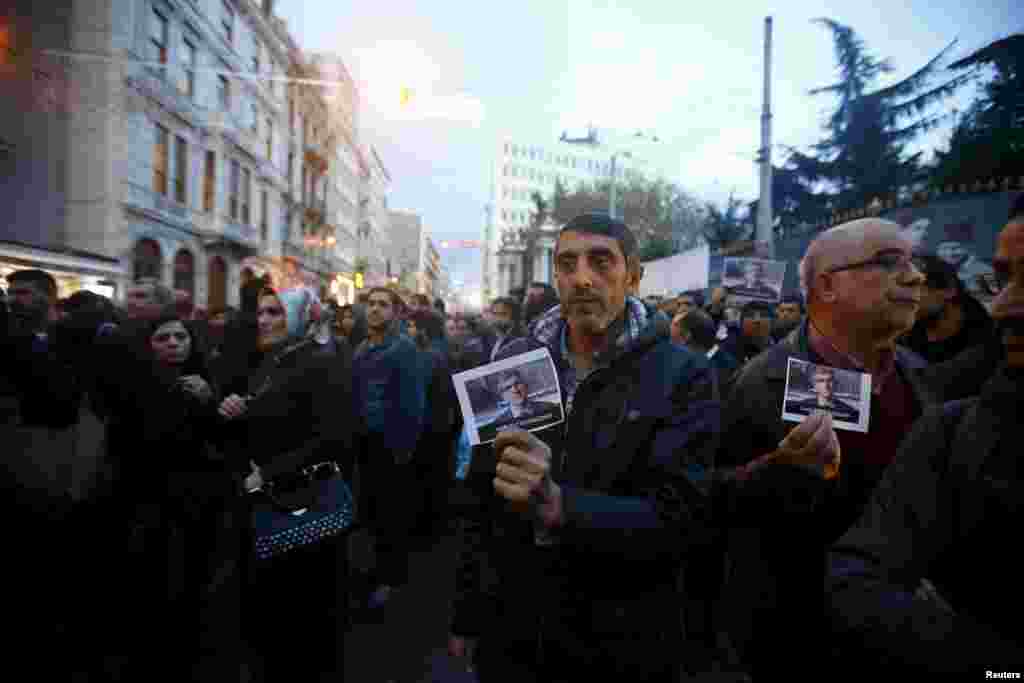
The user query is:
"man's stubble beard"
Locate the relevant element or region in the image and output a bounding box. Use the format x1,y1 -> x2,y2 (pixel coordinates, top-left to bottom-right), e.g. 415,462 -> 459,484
916,301 -> 947,327
567,309 -> 611,338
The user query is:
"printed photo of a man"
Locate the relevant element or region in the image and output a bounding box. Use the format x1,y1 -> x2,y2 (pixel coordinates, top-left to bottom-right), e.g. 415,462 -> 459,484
475,368 -> 562,443
786,364 -> 860,424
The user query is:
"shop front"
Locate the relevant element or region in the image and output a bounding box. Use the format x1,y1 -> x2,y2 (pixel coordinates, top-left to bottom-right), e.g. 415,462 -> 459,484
0,241 -> 124,300
329,273 -> 355,305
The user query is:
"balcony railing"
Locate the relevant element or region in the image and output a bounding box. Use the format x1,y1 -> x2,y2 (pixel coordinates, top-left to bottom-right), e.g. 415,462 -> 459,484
127,70 -> 202,127
222,218 -> 260,247
124,181 -> 192,226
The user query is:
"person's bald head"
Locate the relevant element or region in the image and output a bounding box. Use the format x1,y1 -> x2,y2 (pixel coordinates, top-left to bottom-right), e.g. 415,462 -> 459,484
799,218 -> 925,345
801,220 -> 903,298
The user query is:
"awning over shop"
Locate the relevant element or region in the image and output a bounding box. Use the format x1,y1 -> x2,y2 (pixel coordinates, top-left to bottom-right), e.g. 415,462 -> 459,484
0,240 -> 124,299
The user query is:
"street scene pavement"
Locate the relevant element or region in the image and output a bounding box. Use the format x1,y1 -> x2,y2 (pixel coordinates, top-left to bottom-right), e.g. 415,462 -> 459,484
343,525 -> 751,683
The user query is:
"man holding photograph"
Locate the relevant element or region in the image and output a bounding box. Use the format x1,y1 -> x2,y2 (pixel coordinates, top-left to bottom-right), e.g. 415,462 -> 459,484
449,213 -> 724,681
715,218 -> 941,677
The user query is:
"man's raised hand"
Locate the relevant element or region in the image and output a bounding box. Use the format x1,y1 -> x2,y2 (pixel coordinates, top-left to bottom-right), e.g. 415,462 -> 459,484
493,429 -> 563,529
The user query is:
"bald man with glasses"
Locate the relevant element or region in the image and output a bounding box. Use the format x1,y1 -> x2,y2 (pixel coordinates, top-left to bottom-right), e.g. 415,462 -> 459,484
711,218 -> 943,678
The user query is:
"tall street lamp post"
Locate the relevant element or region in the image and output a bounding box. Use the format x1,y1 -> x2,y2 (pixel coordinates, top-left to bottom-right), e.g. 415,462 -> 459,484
608,151 -> 632,220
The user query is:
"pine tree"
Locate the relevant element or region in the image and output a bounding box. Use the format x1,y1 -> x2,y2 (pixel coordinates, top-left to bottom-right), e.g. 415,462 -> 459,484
928,33 -> 1024,187
703,193 -> 752,250
785,19 -> 970,213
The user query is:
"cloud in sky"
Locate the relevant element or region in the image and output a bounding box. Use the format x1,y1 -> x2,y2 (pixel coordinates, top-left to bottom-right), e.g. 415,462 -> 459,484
278,0 -> 1022,285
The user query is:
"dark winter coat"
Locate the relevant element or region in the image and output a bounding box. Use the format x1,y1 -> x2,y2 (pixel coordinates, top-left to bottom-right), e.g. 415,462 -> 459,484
921,329 -> 1004,403
825,366 -> 1024,675
352,330 -> 425,460
219,338 -> 358,483
452,302 -> 720,679
713,320 -> 940,677
901,293 -> 995,365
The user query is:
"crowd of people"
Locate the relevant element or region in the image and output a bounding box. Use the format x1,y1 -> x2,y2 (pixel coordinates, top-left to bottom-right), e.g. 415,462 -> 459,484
2,198 -> 1022,681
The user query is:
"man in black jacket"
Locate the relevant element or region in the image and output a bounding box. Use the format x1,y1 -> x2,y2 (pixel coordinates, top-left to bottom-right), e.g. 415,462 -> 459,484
449,214 -> 724,681
901,252 -> 995,365
1,269 -> 84,675
720,300 -> 775,366
448,214 -> 834,681
2,269 -> 81,493
773,294 -> 804,341
716,218 -> 937,677
823,203 -> 1024,675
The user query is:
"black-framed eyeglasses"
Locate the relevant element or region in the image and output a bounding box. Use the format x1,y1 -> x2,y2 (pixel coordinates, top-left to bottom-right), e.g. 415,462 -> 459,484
827,250 -> 920,275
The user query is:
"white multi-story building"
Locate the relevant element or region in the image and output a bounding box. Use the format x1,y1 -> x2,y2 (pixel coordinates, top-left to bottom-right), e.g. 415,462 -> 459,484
482,129 -> 653,301
386,208 -> 441,299
357,143 -> 391,286
307,51 -> 360,303
386,209 -> 423,291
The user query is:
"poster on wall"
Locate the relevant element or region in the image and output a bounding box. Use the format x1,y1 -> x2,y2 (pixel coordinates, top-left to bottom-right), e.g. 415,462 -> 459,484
884,197 -> 1023,304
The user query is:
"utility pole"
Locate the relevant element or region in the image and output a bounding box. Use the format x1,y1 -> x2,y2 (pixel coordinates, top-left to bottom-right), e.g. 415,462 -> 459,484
756,16 -> 775,259
609,154 -> 618,220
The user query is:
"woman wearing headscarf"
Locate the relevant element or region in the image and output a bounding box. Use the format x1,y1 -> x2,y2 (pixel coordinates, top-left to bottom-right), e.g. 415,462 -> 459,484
213,275 -> 268,400
217,287 -> 357,683
107,310 -> 241,681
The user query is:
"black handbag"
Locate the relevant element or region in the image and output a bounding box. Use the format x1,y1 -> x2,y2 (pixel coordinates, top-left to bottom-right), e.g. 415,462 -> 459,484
249,461 -> 355,561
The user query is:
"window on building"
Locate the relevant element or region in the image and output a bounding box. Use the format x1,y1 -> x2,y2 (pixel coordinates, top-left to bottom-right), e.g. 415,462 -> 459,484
501,210 -> 507,220
150,7 -> 169,78
203,150 -> 215,213
174,135 -> 187,204
252,39 -> 261,73
287,151 -> 294,186
251,102 -> 258,134
241,168 -> 251,224
229,159 -> 240,220
221,0 -> 234,45
260,189 -> 269,242
134,239 -> 163,281
504,143 -> 509,154
265,118 -> 273,160
153,123 -> 169,195
179,35 -> 196,98
173,249 -> 195,299
217,74 -> 230,110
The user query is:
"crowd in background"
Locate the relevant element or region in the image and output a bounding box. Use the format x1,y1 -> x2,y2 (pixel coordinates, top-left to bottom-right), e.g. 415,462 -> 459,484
2,196 -> 1023,681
